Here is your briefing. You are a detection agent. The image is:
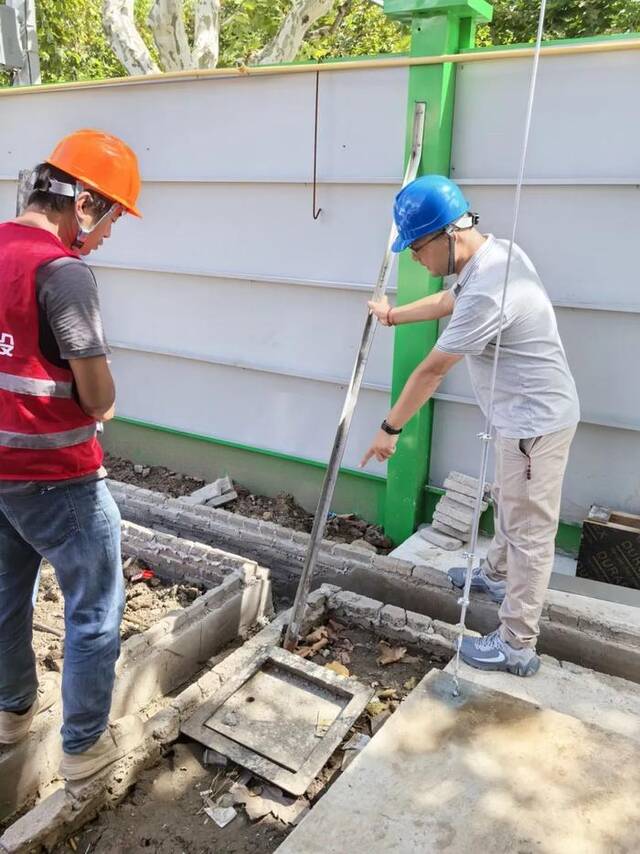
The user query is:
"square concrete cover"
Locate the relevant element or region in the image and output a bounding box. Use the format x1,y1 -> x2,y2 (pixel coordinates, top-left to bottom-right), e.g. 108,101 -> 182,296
277,669 -> 640,854
182,646 -> 372,795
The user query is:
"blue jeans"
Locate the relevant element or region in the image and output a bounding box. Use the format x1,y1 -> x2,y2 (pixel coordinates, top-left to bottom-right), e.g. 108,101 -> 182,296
0,480 -> 124,753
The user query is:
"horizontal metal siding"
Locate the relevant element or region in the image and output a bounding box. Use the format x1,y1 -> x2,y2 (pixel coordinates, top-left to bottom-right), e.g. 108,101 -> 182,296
437,50 -> 640,518
0,68 -> 408,478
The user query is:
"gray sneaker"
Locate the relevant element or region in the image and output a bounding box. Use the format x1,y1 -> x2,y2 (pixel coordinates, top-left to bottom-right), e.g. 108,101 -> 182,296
448,564 -> 506,603
460,630 -> 540,677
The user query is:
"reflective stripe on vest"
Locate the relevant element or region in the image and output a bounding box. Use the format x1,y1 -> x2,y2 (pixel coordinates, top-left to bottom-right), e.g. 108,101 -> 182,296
0,424 -> 96,449
0,371 -> 73,399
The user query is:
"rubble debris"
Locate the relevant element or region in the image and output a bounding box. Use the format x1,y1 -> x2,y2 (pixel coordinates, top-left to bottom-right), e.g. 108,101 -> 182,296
295,636 -> 330,659
296,622 -> 354,662
205,804 -> 237,827
179,476 -> 237,508
203,748 -> 228,768
106,453 -> 394,553
419,525 -> 463,551
230,781 -> 309,825
343,732 -> 370,752
342,731 -> 370,767
200,790 -> 238,827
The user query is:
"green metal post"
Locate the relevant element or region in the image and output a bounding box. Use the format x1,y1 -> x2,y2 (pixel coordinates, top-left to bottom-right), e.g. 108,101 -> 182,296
383,0 -> 492,545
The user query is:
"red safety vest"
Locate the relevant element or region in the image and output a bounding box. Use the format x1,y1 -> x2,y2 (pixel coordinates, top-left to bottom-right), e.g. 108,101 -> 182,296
0,222 -> 102,480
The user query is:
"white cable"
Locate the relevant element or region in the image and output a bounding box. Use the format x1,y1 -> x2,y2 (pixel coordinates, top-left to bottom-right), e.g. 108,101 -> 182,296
451,0 -> 549,697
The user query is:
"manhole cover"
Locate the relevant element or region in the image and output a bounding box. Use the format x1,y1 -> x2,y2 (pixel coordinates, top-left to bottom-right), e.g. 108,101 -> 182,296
205,661 -> 348,772
182,646 -> 373,795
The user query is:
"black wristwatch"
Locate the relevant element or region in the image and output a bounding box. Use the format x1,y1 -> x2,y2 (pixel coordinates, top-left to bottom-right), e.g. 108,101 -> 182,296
381,419 -> 403,436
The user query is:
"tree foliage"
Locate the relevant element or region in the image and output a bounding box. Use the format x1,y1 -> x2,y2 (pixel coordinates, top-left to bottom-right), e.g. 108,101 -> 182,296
1,0 -> 639,86
477,1 -> 640,47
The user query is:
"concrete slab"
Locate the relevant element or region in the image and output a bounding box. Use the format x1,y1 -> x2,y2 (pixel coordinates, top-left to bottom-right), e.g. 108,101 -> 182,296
277,669 -> 640,854
391,531 -> 577,578
444,656 -> 640,745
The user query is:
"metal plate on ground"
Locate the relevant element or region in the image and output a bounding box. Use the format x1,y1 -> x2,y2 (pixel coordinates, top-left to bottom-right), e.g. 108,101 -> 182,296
182,646 -> 373,795
205,661 -> 348,772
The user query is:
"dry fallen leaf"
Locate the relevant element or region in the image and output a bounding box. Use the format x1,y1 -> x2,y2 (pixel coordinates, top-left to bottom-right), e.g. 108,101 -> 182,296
325,661 -> 350,678
304,626 -> 328,644
377,687 -> 398,700
376,642 -> 407,666
295,636 -> 330,658
403,676 -> 418,691
366,699 -> 389,717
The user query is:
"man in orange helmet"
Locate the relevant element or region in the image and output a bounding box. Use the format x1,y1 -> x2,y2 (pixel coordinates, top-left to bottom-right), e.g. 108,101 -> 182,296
0,130 -> 144,780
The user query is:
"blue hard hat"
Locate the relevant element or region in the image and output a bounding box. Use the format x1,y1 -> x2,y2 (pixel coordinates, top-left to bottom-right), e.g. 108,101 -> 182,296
392,175 -> 470,253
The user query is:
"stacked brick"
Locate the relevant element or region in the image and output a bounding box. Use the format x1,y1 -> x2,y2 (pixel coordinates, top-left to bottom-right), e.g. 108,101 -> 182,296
420,471 -> 491,551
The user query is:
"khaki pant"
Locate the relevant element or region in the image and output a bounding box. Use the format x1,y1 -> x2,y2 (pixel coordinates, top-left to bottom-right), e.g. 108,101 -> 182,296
484,425 -> 576,649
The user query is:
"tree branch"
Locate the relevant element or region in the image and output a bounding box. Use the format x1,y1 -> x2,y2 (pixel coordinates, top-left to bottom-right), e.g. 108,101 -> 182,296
330,0 -> 353,37
192,0 -> 221,68
148,0 -> 192,71
7,0 -> 41,85
252,0 -> 336,65
308,0 -> 352,41
103,0 -> 159,75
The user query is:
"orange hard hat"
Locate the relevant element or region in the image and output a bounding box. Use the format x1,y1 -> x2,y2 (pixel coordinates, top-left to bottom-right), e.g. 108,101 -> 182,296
46,129 -> 142,217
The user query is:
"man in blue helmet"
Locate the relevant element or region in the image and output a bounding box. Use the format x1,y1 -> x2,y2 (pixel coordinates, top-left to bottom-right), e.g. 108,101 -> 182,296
360,175 -> 580,677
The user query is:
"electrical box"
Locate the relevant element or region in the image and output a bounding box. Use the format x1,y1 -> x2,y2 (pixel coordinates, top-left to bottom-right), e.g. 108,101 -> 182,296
577,506 -> 640,589
0,5 -> 24,71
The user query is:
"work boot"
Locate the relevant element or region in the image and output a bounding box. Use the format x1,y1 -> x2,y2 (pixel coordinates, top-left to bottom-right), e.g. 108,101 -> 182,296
460,630 -> 540,677
59,715 -> 144,782
448,564 -> 506,603
0,673 -> 60,744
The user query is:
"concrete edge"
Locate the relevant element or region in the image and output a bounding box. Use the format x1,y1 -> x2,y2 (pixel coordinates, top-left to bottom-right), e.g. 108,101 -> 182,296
0,538 -> 274,826
109,481 -> 640,683
326,588 -> 474,658
0,587 -> 334,854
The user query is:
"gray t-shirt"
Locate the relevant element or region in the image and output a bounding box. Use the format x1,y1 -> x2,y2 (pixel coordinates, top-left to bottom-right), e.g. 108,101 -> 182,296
0,257 -> 109,493
37,257 -> 110,361
436,235 -> 580,439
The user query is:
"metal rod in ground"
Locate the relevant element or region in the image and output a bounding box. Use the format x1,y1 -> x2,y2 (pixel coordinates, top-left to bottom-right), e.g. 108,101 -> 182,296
450,0 -> 549,696
282,101 -> 426,652
451,431 -> 492,697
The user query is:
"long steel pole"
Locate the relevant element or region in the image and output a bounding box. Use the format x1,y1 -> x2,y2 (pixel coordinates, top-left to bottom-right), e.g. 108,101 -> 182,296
283,101 -> 426,651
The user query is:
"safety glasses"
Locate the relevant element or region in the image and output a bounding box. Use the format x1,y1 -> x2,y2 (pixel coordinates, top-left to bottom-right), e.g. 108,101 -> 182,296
410,229 -> 445,256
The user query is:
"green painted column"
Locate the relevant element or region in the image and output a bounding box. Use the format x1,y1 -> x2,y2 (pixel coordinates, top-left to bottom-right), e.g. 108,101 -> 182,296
383,0 -> 492,544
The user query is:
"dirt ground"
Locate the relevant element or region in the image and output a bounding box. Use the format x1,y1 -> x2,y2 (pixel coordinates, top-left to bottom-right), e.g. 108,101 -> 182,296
54,623 -> 449,854
104,453 -> 394,553
33,560 -> 204,673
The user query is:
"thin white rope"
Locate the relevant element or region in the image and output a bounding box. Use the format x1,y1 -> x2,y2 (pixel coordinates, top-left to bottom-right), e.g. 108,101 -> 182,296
451,0 -> 549,696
